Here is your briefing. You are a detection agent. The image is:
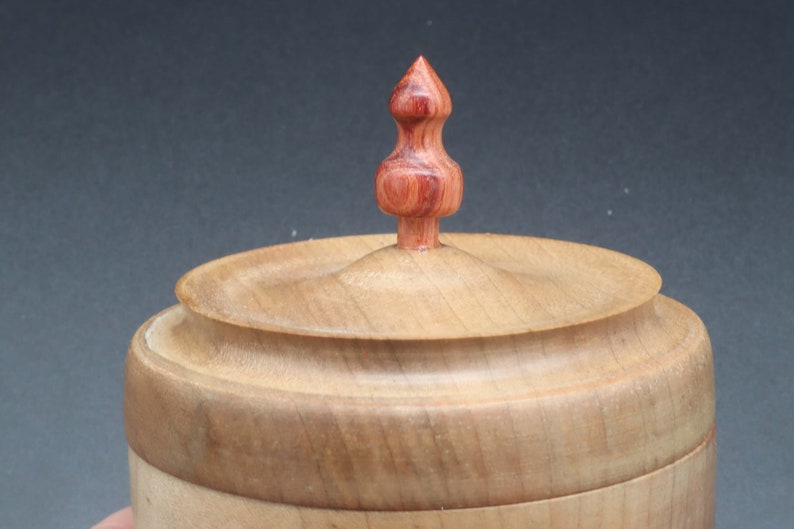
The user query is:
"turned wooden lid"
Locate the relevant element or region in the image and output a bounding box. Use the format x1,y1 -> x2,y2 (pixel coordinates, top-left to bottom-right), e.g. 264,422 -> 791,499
125,57 -> 714,513
175,56 -> 660,340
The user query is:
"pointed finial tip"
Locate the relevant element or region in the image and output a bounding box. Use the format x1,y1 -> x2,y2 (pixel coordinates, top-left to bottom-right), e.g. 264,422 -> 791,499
389,55 -> 451,119
404,55 -> 437,79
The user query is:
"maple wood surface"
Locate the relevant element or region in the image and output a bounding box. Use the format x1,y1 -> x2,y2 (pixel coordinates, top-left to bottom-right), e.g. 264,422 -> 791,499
126,232 -> 715,519
124,56 -> 716,527
130,431 -> 715,529
174,233 -> 662,339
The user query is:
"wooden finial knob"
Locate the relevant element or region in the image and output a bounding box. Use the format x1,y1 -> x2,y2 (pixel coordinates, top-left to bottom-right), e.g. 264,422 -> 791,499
375,56 -> 463,250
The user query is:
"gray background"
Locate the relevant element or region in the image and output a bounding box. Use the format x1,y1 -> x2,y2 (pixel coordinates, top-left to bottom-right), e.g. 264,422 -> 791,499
1,1 -> 792,528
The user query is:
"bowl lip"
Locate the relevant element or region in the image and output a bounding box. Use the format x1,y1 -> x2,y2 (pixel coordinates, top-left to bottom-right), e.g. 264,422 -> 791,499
175,232 -> 662,340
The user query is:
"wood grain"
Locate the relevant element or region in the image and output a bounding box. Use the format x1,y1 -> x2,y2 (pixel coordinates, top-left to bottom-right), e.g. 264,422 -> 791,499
375,56 -> 463,250
125,235 -> 715,522
172,234 -> 662,339
130,429 -> 715,528
125,56 -> 715,528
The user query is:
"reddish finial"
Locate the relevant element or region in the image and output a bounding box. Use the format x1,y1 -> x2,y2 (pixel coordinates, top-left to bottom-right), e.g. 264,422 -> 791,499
375,56 -> 463,251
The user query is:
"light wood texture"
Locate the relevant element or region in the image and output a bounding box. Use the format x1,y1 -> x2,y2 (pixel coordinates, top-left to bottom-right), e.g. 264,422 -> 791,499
172,234 -> 661,339
125,236 -> 714,514
124,56 -> 716,528
130,430 -> 715,529
375,56 -> 463,250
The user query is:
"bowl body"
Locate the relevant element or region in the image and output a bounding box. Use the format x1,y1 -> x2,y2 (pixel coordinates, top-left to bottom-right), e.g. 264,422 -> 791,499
125,234 -> 716,528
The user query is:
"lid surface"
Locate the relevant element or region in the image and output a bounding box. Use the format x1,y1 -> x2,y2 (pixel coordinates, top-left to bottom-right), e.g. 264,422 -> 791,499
175,56 -> 660,340
176,233 -> 660,339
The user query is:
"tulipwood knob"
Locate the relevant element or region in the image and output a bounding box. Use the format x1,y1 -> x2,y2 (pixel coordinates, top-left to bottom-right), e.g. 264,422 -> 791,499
375,56 -> 463,251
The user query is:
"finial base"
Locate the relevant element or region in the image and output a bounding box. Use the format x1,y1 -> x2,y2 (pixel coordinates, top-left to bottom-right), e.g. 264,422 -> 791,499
397,217 -> 440,250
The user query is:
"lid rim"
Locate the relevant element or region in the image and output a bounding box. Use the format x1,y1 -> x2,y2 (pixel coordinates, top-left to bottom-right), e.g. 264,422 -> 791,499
175,233 -> 662,340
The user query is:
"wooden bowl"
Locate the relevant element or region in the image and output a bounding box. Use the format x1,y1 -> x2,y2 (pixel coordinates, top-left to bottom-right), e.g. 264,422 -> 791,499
124,57 -> 715,529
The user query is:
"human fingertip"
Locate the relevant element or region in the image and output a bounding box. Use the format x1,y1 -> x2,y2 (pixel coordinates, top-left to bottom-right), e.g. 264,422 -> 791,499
91,506 -> 133,529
